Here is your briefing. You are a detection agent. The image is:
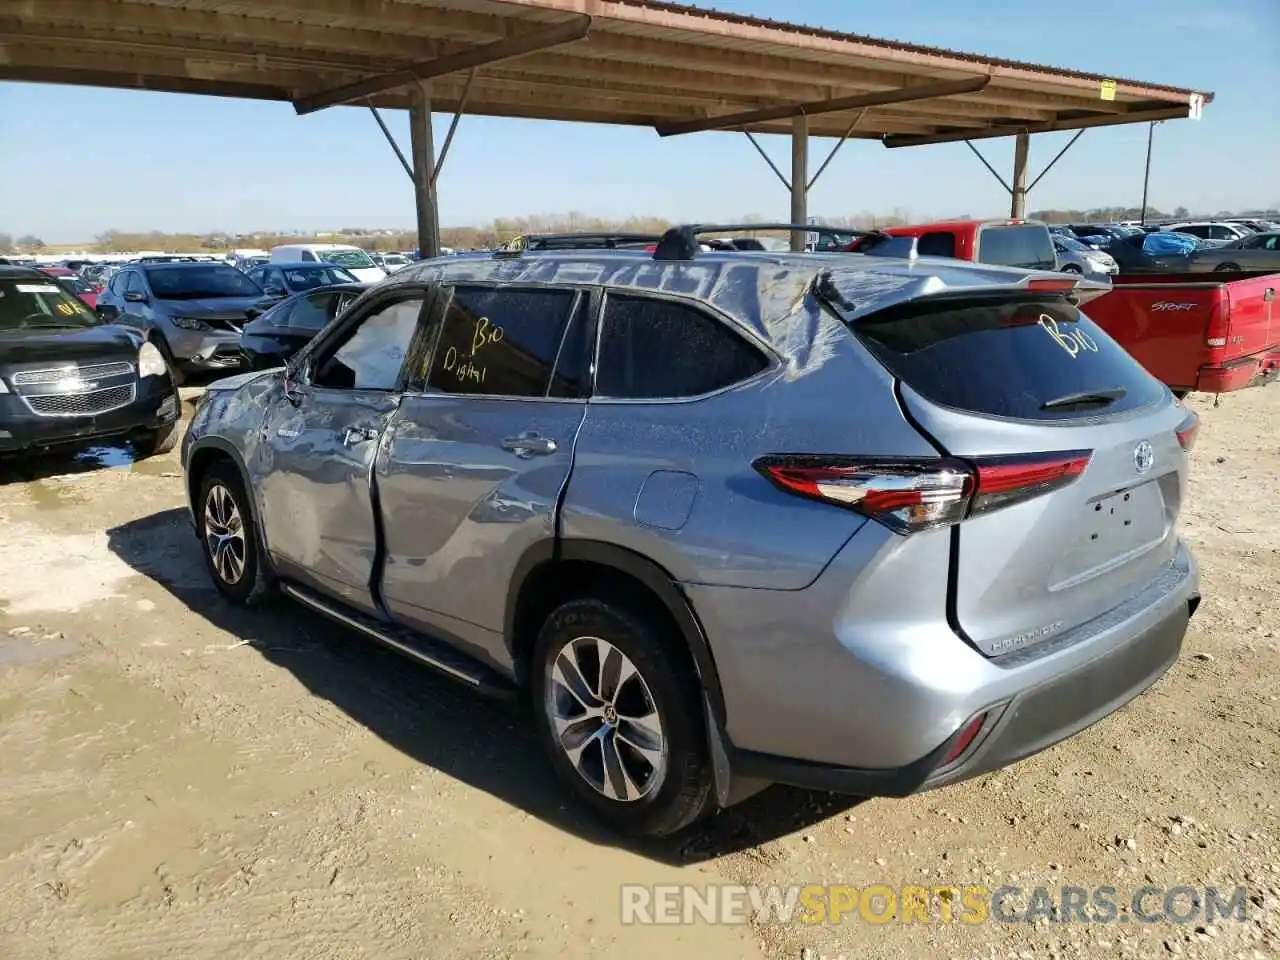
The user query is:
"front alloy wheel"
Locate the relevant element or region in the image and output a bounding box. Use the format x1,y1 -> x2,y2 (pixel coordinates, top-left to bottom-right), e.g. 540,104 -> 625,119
204,482 -> 247,586
546,635 -> 668,802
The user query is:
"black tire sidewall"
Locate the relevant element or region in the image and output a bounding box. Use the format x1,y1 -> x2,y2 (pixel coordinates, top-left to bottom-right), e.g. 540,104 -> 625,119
196,462 -> 260,605
1215,263 -> 1239,272
530,598 -> 712,837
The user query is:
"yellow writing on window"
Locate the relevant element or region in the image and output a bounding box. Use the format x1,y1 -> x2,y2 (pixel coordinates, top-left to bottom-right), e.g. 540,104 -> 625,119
442,345 -> 487,385
1038,314 -> 1098,359
471,316 -> 504,354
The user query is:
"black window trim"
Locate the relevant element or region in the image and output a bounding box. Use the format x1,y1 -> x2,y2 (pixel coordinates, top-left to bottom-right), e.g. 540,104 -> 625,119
292,283 -> 438,394
591,287 -> 779,405
410,280 -> 600,404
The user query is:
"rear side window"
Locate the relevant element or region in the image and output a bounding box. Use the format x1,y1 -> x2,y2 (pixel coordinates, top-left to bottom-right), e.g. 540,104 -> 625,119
849,295 -> 1165,421
289,292 -> 339,332
596,294 -> 768,399
976,225 -> 1056,271
426,286 -> 580,398
917,232 -> 956,258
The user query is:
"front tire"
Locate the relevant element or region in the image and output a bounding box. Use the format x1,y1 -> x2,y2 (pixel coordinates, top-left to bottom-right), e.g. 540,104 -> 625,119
195,460 -> 272,605
1214,262 -> 1240,273
531,597 -> 715,838
1061,263 -> 1084,274
134,421 -> 180,458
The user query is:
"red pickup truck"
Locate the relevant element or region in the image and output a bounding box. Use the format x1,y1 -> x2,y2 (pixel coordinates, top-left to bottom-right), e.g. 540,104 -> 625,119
848,220 -> 1279,396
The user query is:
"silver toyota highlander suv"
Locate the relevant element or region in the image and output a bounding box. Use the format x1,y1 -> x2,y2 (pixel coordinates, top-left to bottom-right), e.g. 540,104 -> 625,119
180,227 -> 1201,838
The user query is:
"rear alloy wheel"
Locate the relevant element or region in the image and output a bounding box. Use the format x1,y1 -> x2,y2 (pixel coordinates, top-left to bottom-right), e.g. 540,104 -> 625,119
196,461 -> 272,605
1061,263 -> 1084,274
532,598 -> 714,837
1214,262 -> 1240,272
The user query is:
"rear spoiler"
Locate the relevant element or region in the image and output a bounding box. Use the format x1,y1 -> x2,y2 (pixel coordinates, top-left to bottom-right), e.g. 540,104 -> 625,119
816,271 -> 1114,323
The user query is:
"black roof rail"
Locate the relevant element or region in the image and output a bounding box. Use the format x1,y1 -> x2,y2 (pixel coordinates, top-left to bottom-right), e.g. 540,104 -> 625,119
496,232 -> 664,256
651,222 -> 870,261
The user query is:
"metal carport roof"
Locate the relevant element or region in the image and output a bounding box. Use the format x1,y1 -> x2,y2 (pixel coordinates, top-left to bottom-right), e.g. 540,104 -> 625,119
0,0 -> 1213,253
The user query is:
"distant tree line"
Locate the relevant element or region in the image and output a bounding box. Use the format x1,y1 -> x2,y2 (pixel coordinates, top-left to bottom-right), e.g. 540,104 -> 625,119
6,206 -> 1278,256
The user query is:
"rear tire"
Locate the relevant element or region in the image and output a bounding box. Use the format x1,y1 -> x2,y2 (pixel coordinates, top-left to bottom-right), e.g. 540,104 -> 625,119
531,597 -> 715,838
1214,262 -> 1240,273
135,421 -> 180,458
1060,263 -> 1084,274
195,460 -> 273,606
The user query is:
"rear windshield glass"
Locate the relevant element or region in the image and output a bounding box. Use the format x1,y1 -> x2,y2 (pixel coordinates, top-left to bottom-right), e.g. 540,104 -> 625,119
0,278 -> 99,330
849,295 -> 1166,421
145,265 -> 263,299
976,225 -> 1056,270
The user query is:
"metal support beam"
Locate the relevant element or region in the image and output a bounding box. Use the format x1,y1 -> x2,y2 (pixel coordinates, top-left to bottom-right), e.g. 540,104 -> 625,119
807,109 -> 866,191
655,76 -> 989,137
742,131 -> 790,191
1027,128 -> 1084,191
293,15 -> 591,115
431,68 -> 476,188
963,140 -> 1012,193
410,81 -> 440,260
790,114 -> 808,252
1140,121 -> 1156,225
1010,130 -> 1030,218
883,104 -> 1191,147
367,102 -> 413,181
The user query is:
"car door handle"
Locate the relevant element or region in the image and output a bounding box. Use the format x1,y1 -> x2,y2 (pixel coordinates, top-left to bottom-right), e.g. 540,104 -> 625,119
342,425 -> 379,447
501,433 -> 558,457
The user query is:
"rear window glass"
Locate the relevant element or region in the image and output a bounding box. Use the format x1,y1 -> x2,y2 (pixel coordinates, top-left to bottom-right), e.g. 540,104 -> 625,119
976,225 -> 1056,270
849,295 -> 1166,421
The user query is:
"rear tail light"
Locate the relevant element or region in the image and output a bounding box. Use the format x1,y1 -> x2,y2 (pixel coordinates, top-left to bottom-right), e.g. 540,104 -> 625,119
755,450 -> 1092,535
1026,278 -> 1079,293
1176,411 -> 1200,451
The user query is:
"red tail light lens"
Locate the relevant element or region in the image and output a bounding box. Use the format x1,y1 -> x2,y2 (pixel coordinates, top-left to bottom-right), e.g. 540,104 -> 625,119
1176,411 -> 1199,451
970,451 -> 1092,516
940,712 -> 989,767
755,451 -> 1092,535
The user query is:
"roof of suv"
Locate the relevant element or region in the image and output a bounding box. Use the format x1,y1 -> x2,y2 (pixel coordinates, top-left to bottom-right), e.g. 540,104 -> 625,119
396,247 -> 1090,365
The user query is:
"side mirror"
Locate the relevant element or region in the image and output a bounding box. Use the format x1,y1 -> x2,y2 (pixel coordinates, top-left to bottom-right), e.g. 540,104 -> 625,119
97,304 -> 120,322
123,291 -> 147,303
264,286 -> 286,298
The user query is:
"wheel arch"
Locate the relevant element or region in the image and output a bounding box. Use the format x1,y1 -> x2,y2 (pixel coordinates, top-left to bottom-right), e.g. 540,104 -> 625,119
185,437 -> 274,572
505,538 -> 727,727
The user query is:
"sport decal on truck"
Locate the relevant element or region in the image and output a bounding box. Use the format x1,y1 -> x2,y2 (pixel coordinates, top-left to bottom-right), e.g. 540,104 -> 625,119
1038,313 -> 1099,359
1151,301 -> 1197,312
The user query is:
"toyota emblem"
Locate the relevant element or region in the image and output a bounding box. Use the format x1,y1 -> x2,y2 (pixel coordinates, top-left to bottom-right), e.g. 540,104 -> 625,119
1133,440 -> 1154,475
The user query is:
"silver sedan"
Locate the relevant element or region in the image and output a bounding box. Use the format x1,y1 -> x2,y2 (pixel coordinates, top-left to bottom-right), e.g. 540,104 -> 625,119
1188,232 -> 1280,273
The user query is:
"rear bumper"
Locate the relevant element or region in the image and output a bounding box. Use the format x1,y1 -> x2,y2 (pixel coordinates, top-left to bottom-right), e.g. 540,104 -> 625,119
0,376 -> 179,454
696,533 -> 1199,799
1195,346 -> 1280,393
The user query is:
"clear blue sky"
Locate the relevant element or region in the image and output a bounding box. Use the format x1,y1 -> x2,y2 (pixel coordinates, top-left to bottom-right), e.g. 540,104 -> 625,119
1,0 -> 1276,243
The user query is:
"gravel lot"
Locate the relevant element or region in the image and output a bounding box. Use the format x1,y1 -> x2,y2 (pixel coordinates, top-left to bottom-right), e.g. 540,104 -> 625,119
0,386 -> 1276,960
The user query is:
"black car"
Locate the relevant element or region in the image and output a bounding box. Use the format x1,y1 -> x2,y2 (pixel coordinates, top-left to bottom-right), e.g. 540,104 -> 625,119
244,261 -> 360,302
239,282 -> 370,370
0,267 -> 180,457
1105,234 -> 1194,274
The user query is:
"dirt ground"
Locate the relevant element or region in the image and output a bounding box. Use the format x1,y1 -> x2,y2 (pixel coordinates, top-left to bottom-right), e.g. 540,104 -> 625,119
0,386 -> 1276,960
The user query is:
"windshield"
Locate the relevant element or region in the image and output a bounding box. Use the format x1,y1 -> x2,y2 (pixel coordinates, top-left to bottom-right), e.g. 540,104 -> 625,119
283,266 -> 359,290
321,249 -> 377,270
144,265 -> 264,299
1056,235 -> 1090,253
0,278 -> 100,330
977,225 -> 1057,271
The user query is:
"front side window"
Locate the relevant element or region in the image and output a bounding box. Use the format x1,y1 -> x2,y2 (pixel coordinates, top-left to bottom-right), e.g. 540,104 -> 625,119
425,286 -> 582,398
596,294 -> 769,399
312,296 -> 423,391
